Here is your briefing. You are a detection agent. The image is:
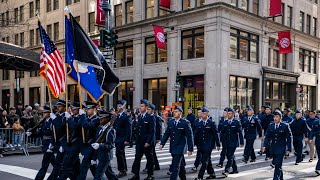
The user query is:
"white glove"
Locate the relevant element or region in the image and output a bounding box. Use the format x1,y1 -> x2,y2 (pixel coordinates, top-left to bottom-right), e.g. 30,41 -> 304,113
4,122 -> 8,126
79,109 -> 85,115
91,143 -> 100,150
91,160 -> 97,165
26,132 -> 32,136
46,149 -> 53,153
65,112 -> 71,119
50,113 -> 56,119
48,143 -> 53,150
59,146 -> 64,153
102,125 -> 108,131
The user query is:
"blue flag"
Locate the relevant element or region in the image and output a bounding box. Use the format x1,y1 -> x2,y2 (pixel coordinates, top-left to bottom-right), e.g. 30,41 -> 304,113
65,16 -> 106,102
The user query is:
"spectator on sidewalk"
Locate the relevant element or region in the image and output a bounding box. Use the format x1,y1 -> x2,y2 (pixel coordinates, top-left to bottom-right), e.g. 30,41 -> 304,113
16,103 -> 24,118
0,107 -> 5,157
12,116 -> 24,149
21,106 -> 34,130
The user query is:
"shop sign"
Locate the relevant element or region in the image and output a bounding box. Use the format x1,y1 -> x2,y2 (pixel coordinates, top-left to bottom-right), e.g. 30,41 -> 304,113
265,73 -> 296,82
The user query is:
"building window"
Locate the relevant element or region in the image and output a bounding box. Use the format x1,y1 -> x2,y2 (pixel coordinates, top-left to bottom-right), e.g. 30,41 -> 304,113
14,8 -> 18,23
47,0 -> 52,12
240,0 -> 248,11
282,54 -> 287,70
307,15 -> 311,34
54,0 -> 59,10
113,81 -> 134,109
265,81 -> 288,100
252,0 -> 259,15
14,34 -> 18,45
313,17 -> 317,36
125,1 -> 133,24
115,41 -> 133,67
30,70 -> 40,77
29,30 -> 34,47
299,48 -> 317,73
181,27 -> 204,60
159,0 -> 170,16
36,28 -> 40,45
20,6 -> 24,22
47,24 -> 52,38
300,11 -> 305,32
281,3 -> 285,24
143,78 -> 167,111
272,49 -> 280,68
231,0 -> 238,6
145,37 -> 167,64
88,12 -> 95,33
29,87 -> 40,106
115,4 -> 122,27
268,38 -> 287,70
75,16 -> 80,23
287,6 -> 292,27
196,0 -> 205,7
230,76 -> 258,110
36,0 -> 40,12
2,69 -> 9,80
146,0 -> 154,19
29,2 -> 34,18
74,0 -> 80,3
20,32 -> 24,47
5,11 -> 8,26
1,13 -> 4,27
15,71 -> 24,78
67,85 -> 79,103
5,36 -> 9,43
54,22 -> 59,41
230,28 -> 259,62
298,85 -> 315,111
66,0 -> 72,6
182,0 -> 191,10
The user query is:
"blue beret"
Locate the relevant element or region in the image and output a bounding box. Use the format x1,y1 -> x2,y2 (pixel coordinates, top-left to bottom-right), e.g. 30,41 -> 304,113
175,106 -> 183,112
274,110 -> 282,116
149,103 -> 156,110
98,110 -> 113,118
85,101 -> 98,108
201,106 -> 209,112
140,99 -> 150,105
117,99 -> 127,106
296,109 -> 302,114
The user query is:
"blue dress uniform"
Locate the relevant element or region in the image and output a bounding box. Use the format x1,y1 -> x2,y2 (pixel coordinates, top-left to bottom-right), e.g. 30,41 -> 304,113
260,106 -> 274,159
242,111 -> 262,162
282,109 -> 293,124
217,108 -> 228,167
130,99 -> 156,180
220,108 -> 244,177
264,111 -> 292,180
33,106 -> 55,180
194,107 -> 220,179
93,111 -> 118,180
192,109 -> 203,171
289,110 -> 308,164
186,107 -> 196,132
306,115 -> 318,161
310,119 -> 320,175
47,100 -> 69,180
77,101 -> 101,180
113,100 -> 132,176
161,106 -> 194,180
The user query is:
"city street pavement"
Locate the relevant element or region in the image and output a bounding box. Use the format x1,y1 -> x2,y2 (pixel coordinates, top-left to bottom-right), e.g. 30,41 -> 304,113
0,140 -> 320,180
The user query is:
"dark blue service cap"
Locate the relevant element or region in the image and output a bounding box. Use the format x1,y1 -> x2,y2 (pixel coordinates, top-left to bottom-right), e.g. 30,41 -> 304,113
188,107 -> 193,110
140,99 -> 150,105
226,107 -> 234,112
117,99 -> 127,106
149,103 -> 156,110
71,102 -> 86,109
223,107 -> 229,112
283,108 -> 291,112
296,109 -> 302,114
42,105 -> 51,113
85,101 -> 98,109
98,110 -> 113,118
175,106 -> 183,113
201,106 -> 209,112
56,99 -> 67,107
274,110 -> 282,116
265,105 -> 271,109
246,106 -> 253,111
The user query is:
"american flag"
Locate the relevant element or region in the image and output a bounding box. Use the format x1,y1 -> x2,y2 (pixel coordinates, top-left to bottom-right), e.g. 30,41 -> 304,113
38,22 -> 66,98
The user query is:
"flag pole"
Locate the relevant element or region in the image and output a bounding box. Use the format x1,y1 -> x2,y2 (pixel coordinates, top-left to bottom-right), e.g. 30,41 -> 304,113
64,11 -> 70,144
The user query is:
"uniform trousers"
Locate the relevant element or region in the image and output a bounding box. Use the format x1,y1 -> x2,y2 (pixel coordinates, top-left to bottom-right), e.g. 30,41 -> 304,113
47,150 -> 65,180
145,145 -> 160,169
194,148 -> 202,167
170,154 -> 186,180
316,145 -> 320,171
293,137 -> 304,163
115,143 -> 127,172
244,139 -> 256,161
131,145 -> 154,176
224,147 -> 237,173
94,150 -> 118,180
58,151 -> 80,180
218,147 -> 227,166
271,152 -> 285,180
35,151 -> 55,180
77,146 -> 97,180
198,152 -> 215,179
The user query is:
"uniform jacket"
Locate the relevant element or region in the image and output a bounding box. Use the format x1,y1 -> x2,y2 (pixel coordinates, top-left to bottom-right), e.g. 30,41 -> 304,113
186,113 -> 196,132
264,122 -> 292,154
113,112 -> 132,144
79,114 -> 100,144
306,117 -> 318,135
51,112 -> 67,146
96,126 -> 116,161
136,113 -> 156,146
161,118 -> 194,155
282,115 -> 293,124
242,115 -> 262,139
153,114 -> 162,141
194,119 -> 220,153
34,117 -> 53,152
220,119 -> 244,148
289,117 -> 308,140
260,113 -> 274,132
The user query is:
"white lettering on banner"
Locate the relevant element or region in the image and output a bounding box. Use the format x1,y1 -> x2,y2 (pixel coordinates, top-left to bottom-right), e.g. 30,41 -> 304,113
279,38 -> 290,49
157,32 -> 165,43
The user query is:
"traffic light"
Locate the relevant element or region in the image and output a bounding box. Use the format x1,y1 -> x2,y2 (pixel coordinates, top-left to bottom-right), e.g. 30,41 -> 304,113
99,29 -> 119,48
176,71 -> 181,83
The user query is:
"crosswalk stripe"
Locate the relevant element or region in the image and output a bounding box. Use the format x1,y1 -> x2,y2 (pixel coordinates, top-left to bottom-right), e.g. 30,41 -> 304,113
0,164 -> 50,179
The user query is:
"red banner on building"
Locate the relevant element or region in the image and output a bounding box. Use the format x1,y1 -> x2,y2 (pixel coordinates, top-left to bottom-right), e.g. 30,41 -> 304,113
160,0 -> 171,9
269,0 -> 282,16
153,26 -> 166,49
96,0 -> 105,25
278,31 -> 292,54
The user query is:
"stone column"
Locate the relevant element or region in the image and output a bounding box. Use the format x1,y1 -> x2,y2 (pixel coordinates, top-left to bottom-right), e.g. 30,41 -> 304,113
9,71 -> 15,107
133,38 -> 143,108
134,0 -> 143,22
24,72 -> 30,106
40,80 -> 46,106
167,30 -> 179,106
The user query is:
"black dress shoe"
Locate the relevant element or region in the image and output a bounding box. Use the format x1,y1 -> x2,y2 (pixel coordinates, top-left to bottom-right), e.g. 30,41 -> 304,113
144,175 -> 154,180
295,162 -> 299,165
242,159 -> 248,163
117,171 -> 127,178
230,171 -> 238,174
128,174 -> 140,180
309,159 -> 313,162
154,166 -> 160,170
270,164 -> 275,168
315,170 -> 320,175
250,159 -> 256,162
304,150 -> 309,155
258,151 -> 263,155
216,164 -> 223,168
222,172 -> 229,177
142,168 -> 148,173
206,174 -> 216,179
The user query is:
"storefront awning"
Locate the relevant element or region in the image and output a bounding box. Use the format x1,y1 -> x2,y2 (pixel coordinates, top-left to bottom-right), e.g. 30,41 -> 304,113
263,67 -> 300,83
0,42 -> 40,71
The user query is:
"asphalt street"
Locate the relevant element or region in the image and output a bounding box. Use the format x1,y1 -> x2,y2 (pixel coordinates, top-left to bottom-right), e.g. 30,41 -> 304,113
0,140 -> 320,180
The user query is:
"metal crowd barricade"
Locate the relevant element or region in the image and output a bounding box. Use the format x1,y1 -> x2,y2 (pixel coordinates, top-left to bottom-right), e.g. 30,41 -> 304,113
0,128 -> 28,156
25,132 -> 43,156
